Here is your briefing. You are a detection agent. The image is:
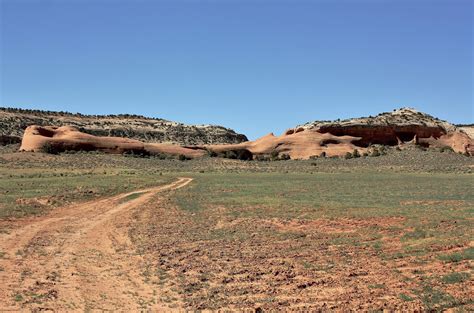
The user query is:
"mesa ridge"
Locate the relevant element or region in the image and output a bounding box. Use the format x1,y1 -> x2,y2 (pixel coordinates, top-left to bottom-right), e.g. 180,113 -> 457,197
2,107 -> 473,159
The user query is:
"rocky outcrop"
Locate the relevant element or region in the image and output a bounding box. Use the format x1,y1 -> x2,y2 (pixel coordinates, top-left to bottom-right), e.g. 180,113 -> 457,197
205,131 -> 364,159
457,125 -> 474,139
205,108 -> 473,159
16,108 -> 473,159
0,107 -> 247,146
20,125 -> 206,158
297,108 -> 455,146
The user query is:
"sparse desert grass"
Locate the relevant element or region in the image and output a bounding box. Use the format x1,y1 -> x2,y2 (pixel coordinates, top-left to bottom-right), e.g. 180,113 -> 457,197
439,247 -> 474,263
440,272 -> 470,284
0,167 -> 173,218
1,144 -> 473,175
1,148 -> 473,310
131,172 -> 473,310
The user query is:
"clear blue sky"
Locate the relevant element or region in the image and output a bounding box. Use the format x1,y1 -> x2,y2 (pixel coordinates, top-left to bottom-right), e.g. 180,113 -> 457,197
1,0 -> 472,139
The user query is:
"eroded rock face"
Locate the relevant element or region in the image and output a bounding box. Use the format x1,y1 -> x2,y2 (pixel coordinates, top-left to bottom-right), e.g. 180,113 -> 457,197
458,125 -> 474,139
20,125 -> 205,158
205,130 -> 366,159
205,108 -> 473,159
17,108 -> 474,159
418,132 -> 473,155
298,108 -> 456,146
316,125 -> 446,147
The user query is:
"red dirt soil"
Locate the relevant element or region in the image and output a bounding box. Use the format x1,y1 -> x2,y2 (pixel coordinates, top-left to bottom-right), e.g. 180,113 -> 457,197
0,178 -> 193,311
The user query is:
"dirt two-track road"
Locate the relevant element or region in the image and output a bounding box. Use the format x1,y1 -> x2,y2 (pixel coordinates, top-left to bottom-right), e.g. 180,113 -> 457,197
0,177 -> 193,311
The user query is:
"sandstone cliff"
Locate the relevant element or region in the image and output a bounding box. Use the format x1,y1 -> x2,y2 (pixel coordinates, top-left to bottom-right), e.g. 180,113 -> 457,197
20,125 -> 206,158
16,107 -> 473,159
457,125 -> 474,139
205,108 -> 473,159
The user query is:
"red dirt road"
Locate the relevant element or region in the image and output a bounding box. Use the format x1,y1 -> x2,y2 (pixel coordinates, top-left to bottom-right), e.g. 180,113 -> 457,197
0,177 -> 193,311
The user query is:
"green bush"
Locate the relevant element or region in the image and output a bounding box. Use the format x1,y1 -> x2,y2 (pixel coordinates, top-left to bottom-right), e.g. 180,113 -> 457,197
352,149 -> 360,158
207,149 -> 218,157
123,149 -> 150,158
255,155 -> 270,161
154,153 -> 168,160
279,153 -> 291,160
440,146 -> 454,153
224,150 -> 237,159
235,149 -> 253,161
266,151 -> 291,161
371,148 -> 380,157
218,149 -> 253,161
41,142 -> 61,155
344,152 -> 353,159
270,150 -> 279,161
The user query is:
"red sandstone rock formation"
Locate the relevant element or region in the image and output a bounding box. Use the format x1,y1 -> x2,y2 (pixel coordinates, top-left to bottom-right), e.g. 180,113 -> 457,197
205,108 -> 473,159
205,130 -> 364,159
20,125 -> 205,158
18,108 -> 473,159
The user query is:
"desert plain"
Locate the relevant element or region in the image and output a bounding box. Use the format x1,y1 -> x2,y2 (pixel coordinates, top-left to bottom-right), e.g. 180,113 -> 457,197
0,140 -> 473,311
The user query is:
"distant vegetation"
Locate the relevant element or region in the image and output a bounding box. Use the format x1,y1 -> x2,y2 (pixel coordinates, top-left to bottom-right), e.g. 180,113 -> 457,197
0,107 -> 248,145
1,106 -> 165,121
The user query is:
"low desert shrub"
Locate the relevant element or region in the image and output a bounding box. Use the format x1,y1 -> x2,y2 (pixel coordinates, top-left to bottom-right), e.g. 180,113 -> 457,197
371,148 -> 380,157
178,154 -> 189,161
41,142 -> 61,155
255,155 -> 270,161
207,149 -> 218,157
216,149 -> 253,161
439,247 -> 474,263
223,150 -> 236,159
279,153 -> 291,160
270,150 -> 279,161
440,146 -> 454,153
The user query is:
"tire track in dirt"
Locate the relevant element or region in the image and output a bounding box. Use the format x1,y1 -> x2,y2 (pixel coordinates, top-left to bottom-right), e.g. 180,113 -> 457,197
0,177 -> 193,311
